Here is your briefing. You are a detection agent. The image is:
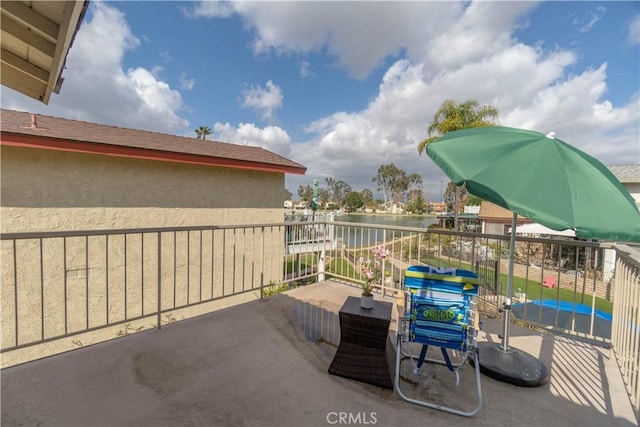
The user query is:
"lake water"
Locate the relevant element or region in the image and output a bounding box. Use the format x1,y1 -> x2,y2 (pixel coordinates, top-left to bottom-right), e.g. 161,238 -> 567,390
335,213 -> 438,228
332,214 -> 439,248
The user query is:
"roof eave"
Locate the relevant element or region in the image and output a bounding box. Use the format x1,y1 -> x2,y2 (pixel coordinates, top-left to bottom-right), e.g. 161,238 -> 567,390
43,1 -> 89,104
1,132 -> 307,175
0,1 -> 89,104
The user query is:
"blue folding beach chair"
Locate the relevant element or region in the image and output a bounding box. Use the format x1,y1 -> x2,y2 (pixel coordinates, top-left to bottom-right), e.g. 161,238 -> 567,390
394,265 -> 483,417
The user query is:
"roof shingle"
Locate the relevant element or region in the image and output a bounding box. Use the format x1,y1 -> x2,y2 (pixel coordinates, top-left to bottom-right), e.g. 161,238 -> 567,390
608,164 -> 640,184
479,201 -> 520,219
0,109 -> 306,174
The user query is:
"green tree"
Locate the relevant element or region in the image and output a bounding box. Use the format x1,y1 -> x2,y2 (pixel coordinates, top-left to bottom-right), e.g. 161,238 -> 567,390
297,184 -> 313,202
361,188 -> 374,207
373,164 -> 402,205
403,173 -> 423,204
390,170 -> 408,203
195,126 -> 212,140
407,188 -> 424,204
373,164 -> 422,205
325,177 -> 335,190
334,181 -> 352,208
318,188 -> 330,206
343,191 -> 364,212
467,194 -> 483,206
417,99 -> 498,230
284,188 -> 293,201
443,182 -> 468,214
325,178 -> 352,208
406,192 -> 427,214
417,100 -> 499,154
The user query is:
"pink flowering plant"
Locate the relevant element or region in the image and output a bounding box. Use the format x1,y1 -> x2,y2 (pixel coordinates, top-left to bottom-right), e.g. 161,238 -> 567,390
359,245 -> 391,296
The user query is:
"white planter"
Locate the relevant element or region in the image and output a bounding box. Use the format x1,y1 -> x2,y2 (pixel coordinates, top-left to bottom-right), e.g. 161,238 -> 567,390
361,294 -> 374,309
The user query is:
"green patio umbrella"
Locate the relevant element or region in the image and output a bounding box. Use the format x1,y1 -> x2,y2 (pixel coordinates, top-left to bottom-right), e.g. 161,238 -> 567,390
426,126 -> 640,386
428,126 -> 639,242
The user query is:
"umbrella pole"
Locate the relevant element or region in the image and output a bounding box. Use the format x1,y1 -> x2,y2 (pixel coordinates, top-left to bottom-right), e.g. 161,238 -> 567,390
472,211 -> 549,387
501,212 -> 518,351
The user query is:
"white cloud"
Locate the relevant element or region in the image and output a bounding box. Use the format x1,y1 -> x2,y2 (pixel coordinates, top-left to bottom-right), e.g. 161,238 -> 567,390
423,1 -> 539,74
0,2 -> 189,134
300,61 -> 314,79
628,14 -> 640,45
179,73 -> 196,91
572,6 -> 606,33
188,0 -> 636,197
288,40 -> 638,197
190,1 -> 538,80
240,80 -> 283,122
160,51 -> 174,62
185,1 -> 235,19
150,65 -> 164,79
190,1 -> 462,79
502,64 -> 639,164
212,122 -> 292,157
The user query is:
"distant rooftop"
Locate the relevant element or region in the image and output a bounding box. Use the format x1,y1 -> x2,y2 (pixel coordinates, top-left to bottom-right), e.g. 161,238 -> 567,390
479,201 -> 517,219
608,164 -> 640,184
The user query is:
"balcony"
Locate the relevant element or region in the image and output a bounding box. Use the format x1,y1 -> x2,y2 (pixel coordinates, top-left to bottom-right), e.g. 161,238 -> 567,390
1,220 -> 638,425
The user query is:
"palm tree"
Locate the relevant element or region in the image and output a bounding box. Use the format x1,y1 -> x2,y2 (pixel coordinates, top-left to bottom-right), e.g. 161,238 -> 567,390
417,99 -> 498,154
195,126 -> 212,140
418,99 -> 498,230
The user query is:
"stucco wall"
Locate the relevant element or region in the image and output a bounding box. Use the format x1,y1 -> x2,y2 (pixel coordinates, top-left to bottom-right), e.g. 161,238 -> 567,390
623,182 -> 640,208
1,145 -> 292,366
1,145 -> 284,232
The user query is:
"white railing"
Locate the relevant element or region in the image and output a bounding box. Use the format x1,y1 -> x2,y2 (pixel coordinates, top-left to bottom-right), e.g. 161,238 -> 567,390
611,244 -> 640,418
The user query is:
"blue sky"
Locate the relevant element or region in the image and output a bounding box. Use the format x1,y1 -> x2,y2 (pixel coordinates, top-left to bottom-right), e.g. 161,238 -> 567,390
2,1 -> 639,201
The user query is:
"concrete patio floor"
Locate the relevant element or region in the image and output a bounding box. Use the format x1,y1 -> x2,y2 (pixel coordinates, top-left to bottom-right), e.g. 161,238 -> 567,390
1,280 -> 637,427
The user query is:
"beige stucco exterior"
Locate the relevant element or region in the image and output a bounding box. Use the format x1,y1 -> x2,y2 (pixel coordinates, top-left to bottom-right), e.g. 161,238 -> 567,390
1,145 -> 291,367
624,182 -> 640,208
1,145 -> 284,232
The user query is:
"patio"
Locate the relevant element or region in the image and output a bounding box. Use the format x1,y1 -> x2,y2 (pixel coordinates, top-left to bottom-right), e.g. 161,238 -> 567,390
1,280 -> 636,427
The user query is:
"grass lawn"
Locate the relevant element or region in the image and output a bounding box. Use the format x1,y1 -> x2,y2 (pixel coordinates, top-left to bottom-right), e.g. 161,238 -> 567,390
422,256 -> 613,314
287,252 -> 613,314
325,258 -> 364,281
284,253 -> 318,272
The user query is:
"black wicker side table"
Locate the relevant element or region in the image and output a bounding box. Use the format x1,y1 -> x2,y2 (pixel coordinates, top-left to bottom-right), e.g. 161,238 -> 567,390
328,296 -> 393,389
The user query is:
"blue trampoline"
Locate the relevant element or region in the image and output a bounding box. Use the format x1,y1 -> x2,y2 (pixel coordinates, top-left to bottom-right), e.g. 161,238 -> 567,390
511,299 -> 612,339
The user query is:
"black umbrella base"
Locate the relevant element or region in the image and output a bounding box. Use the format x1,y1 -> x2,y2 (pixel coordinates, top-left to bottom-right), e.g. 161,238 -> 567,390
471,342 -> 549,387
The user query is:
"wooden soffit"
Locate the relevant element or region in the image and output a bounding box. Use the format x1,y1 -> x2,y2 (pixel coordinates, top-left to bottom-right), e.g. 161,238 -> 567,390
1,1 -> 89,104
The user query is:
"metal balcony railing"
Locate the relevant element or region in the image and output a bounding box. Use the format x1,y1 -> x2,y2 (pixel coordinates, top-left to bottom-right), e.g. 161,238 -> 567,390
1,219 -> 638,416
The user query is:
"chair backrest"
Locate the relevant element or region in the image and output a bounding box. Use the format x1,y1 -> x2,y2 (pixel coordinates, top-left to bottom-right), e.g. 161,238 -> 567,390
542,276 -> 556,288
396,266 -> 484,417
405,266 -> 479,351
